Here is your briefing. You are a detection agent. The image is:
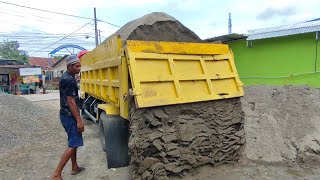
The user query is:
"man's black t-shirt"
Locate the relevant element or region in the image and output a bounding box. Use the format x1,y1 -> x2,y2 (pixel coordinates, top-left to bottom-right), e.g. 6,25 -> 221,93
59,71 -> 79,116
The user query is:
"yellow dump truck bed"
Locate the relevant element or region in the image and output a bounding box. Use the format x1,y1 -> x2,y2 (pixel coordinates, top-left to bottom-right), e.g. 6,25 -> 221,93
80,36 -> 243,119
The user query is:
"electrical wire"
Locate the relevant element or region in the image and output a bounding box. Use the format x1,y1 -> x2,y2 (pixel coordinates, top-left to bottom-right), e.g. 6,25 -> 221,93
0,10 -> 89,26
0,0 -> 92,20
0,0 -> 120,27
30,20 -> 94,55
0,2 -> 117,55
98,19 -> 121,27
0,19 -> 49,33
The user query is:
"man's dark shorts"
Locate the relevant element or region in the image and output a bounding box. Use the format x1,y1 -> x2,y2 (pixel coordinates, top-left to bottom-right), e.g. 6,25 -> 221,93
60,115 -> 83,148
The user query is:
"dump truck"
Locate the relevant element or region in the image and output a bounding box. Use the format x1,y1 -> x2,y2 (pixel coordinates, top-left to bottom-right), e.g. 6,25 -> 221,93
80,11 -> 244,179
80,34 -> 244,175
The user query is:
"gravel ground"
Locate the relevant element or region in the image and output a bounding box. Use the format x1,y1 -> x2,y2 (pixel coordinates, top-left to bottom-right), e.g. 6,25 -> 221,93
0,99 -> 131,180
1,88 -> 320,179
0,94 -> 48,152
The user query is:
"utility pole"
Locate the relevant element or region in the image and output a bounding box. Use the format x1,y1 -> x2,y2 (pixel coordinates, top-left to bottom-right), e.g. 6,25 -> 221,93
94,7 -> 98,47
98,30 -> 101,44
228,12 -> 232,34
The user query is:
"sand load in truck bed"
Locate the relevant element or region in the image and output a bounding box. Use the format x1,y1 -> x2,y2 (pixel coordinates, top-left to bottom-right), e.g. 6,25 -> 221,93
104,12 -> 203,45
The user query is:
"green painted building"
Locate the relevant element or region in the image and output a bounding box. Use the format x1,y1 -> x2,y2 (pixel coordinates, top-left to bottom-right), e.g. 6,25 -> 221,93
207,19 -> 320,87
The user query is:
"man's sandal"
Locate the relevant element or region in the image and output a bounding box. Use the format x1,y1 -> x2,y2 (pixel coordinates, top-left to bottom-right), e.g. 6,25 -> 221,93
71,167 -> 86,175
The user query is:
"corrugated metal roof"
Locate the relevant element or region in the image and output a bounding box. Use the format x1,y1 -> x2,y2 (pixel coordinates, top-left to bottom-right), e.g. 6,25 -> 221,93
306,18 -> 320,22
0,64 -> 38,69
205,33 -> 248,43
0,58 -> 17,61
247,19 -> 320,40
29,57 -> 58,70
0,59 -> 18,65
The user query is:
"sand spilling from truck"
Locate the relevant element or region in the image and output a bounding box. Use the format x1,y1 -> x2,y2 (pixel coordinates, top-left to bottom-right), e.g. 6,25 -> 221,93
242,86 -> 320,166
129,98 -> 245,179
103,12 -> 244,179
103,12 -> 245,179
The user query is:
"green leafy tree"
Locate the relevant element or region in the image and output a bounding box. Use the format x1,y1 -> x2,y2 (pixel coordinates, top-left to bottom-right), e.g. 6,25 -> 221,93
0,40 -> 28,64
52,55 -> 63,59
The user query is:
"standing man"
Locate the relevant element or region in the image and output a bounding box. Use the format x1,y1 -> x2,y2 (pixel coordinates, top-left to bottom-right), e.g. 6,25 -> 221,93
51,55 -> 85,180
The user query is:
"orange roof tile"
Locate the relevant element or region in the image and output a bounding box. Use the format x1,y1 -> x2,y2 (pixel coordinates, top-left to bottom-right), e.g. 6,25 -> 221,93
29,57 -> 58,69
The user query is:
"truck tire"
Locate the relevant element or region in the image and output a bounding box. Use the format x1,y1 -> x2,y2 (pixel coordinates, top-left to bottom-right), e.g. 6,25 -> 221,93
99,112 -> 130,168
99,113 -> 107,151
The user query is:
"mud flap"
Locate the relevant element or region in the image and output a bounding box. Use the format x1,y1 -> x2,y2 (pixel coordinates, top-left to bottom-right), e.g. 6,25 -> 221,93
99,112 -> 130,168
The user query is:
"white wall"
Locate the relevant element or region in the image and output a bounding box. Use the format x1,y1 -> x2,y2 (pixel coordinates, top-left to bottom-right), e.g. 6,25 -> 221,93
53,59 -> 67,78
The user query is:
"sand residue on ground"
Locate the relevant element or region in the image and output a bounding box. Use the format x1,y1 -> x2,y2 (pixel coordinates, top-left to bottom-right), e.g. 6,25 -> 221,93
242,86 -> 320,165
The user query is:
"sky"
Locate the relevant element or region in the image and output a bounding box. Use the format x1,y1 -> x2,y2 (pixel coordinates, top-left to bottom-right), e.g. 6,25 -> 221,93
0,0 -> 319,57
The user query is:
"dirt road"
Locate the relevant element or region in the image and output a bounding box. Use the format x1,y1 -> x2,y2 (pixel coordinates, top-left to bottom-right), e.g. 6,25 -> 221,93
1,98 -> 320,180
0,99 -> 131,180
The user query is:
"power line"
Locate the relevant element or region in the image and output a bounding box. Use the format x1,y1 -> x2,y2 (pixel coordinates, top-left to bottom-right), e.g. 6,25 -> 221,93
0,32 -> 93,36
0,1 -> 121,27
0,32 -> 96,44
0,19 -> 48,33
0,0 -> 92,20
0,11 -> 96,34
98,19 -> 121,27
30,20 -> 94,55
0,34 -> 94,38
0,33 -> 96,40
0,32 -> 96,40
0,9 -> 89,26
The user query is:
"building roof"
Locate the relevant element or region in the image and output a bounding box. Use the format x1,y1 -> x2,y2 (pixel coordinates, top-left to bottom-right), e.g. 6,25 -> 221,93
0,58 -> 16,61
247,18 -> 320,40
29,57 -> 58,70
52,55 -> 68,67
205,33 -> 248,43
0,64 -> 38,69
0,58 -> 18,65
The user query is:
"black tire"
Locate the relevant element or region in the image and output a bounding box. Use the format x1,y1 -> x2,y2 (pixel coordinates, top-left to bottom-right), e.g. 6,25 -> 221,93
99,113 -> 107,151
99,112 -> 130,168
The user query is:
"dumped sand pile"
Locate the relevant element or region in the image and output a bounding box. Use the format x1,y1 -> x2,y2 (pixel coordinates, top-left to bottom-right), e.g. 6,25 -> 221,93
242,86 -> 320,165
129,85 -> 320,178
104,12 -> 202,45
129,98 -> 245,179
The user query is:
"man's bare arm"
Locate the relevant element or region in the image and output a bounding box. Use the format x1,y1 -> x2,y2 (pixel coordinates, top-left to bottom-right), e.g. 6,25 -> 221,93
67,96 -> 84,132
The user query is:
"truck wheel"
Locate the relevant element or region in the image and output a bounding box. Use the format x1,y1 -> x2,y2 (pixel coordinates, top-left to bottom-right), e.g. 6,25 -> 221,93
99,112 -> 130,168
99,112 -> 107,151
